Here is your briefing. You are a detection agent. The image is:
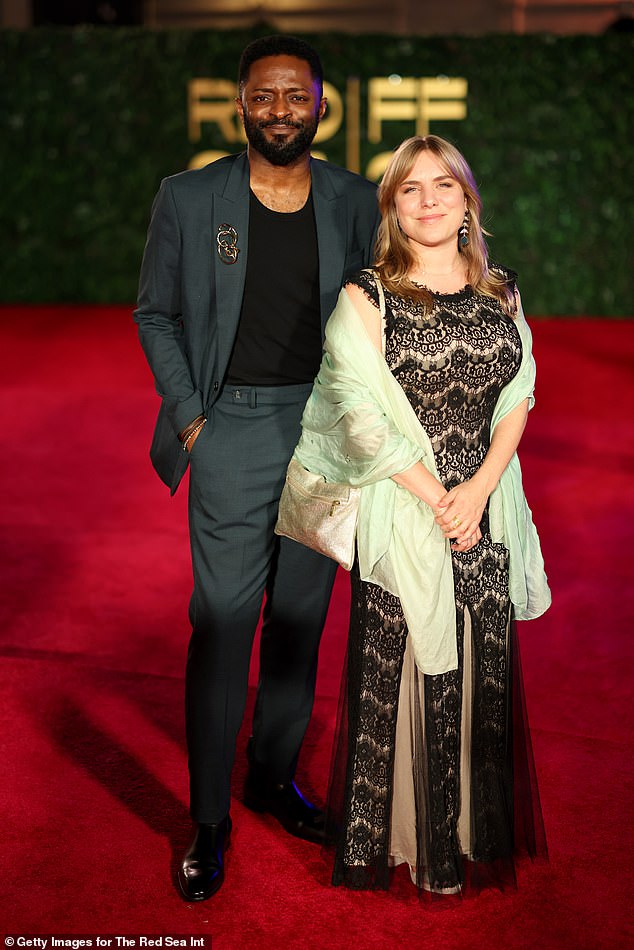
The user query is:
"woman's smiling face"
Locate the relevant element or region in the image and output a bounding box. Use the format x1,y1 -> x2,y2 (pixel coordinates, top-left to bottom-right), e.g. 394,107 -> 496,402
394,151 -> 467,252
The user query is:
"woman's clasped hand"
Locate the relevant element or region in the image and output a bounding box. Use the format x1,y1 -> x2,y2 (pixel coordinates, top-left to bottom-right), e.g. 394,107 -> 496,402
434,476 -> 488,551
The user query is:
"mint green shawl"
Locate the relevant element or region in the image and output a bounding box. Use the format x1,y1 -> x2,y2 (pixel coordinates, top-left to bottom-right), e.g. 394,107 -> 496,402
294,288 -> 551,674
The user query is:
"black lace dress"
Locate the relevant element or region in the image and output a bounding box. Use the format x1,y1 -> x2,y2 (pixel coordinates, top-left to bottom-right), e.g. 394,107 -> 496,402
326,269 -> 547,897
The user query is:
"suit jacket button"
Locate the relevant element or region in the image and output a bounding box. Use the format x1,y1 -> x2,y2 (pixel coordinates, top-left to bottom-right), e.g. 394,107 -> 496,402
213,381 -> 219,391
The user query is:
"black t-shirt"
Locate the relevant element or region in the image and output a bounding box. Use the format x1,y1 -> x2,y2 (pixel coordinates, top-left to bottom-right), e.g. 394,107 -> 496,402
226,189 -> 322,385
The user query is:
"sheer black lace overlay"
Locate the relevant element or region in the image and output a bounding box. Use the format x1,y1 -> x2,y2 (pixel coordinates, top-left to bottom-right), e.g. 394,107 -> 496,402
328,270 -> 546,897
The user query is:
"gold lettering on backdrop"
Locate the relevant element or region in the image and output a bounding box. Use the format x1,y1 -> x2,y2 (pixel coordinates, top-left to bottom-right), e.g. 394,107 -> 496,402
368,76 -> 467,141
187,76 -> 468,178
188,79 -> 245,143
346,78 -> 361,175
366,76 -> 468,181
419,77 -> 468,126
368,76 -> 418,141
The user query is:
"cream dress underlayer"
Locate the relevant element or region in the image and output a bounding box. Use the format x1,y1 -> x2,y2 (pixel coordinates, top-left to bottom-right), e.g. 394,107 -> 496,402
326,268 -> 547,898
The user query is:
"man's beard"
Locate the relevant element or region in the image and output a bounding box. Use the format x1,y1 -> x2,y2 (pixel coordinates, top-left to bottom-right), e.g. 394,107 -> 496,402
242,112 -> 319,166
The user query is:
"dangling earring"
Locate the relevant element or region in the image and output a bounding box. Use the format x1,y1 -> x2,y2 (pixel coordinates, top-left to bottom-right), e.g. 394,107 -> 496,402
458,208 -> 470,248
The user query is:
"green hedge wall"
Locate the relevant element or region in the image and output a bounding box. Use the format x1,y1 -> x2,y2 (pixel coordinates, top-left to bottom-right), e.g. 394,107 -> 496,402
1,28 -> 632,314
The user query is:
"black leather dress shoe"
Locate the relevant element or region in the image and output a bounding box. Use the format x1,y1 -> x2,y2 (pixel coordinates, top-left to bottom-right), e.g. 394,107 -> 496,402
177,816 -> 231,902
244,770 -> 326,844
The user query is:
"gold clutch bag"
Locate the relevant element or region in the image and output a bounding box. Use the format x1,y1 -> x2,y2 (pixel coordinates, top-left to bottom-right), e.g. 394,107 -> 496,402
274,458 -> 360,571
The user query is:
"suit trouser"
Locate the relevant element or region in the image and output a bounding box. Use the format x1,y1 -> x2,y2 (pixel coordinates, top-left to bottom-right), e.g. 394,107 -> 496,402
186,383 -> 338,824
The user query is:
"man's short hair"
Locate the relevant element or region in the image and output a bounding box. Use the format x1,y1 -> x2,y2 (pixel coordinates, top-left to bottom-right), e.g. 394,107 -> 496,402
238,34 -> 324,95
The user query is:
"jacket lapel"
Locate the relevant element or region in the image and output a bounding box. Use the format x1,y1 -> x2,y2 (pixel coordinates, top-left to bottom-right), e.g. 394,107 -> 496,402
311,160 -> 347,334
212,152 -> 250,379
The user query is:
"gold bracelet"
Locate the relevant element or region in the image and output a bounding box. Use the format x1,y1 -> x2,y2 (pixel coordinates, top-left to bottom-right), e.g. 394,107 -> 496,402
178,414 -> 206,444
183,418 -> 206,452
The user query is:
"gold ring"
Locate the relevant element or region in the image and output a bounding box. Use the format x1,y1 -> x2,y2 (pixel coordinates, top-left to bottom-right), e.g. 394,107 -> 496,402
452,517 -> 462,528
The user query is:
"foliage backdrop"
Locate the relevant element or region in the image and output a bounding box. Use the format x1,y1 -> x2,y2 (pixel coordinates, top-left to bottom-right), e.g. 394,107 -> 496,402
1,29 -> 632,314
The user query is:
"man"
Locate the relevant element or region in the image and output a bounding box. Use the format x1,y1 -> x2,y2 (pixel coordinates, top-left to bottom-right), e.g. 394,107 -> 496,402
134,34 -> 379,902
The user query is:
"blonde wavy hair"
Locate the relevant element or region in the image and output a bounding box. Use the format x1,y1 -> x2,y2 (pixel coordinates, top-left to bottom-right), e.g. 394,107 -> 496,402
375,135 -> 517,315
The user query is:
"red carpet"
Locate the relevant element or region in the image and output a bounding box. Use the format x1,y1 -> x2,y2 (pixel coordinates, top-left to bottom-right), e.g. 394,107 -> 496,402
1,306 -> 632,948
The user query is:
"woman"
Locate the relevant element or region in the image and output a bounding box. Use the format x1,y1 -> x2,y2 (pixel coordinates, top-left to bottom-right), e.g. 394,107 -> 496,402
293,135 -> 550,897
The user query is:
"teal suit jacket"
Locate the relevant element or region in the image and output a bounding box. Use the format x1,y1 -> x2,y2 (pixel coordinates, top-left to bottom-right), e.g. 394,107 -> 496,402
134,151 -> 380,493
